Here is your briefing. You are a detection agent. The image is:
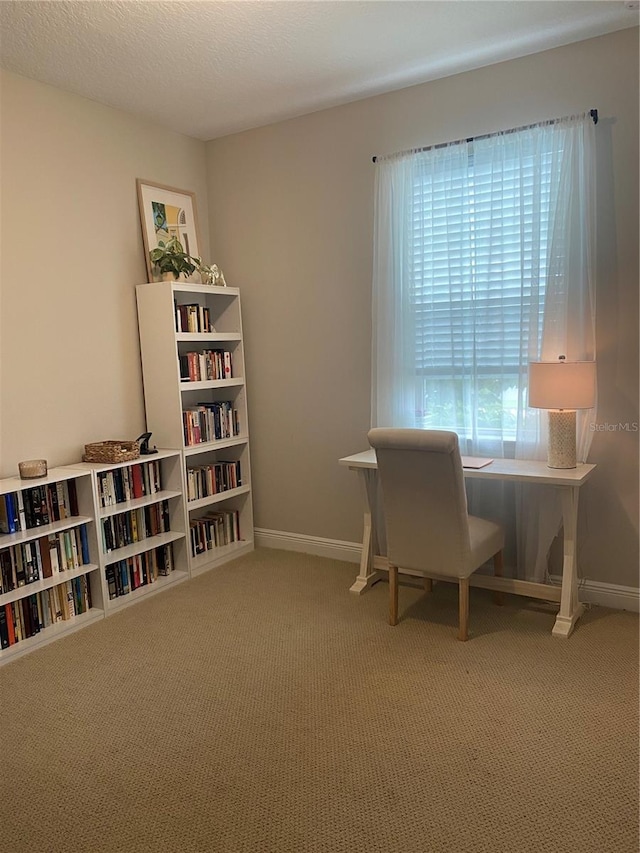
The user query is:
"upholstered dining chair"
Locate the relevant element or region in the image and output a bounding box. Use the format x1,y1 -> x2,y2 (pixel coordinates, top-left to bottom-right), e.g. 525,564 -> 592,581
367,428 -> 505,641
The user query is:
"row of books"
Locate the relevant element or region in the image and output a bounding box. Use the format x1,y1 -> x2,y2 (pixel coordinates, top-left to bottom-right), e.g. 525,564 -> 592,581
101,501 -> 170,553
0,479 -> 79,535
105,544 -> 174,599
179,349 -> 233,383
0,576 -> 92,649
183,402 -> 240,446
186,461 -> 242,503
0,525 -> 91,594
190,510 -> 240,556
97,460 -> 162,508
175,302 -> 214,334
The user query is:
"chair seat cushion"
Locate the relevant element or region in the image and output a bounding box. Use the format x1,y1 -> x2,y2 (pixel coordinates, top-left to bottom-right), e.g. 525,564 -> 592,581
467,515 -> 505,575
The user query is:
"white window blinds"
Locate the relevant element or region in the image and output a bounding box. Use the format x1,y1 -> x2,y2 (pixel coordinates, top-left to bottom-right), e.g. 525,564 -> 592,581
412,137 -> 556,376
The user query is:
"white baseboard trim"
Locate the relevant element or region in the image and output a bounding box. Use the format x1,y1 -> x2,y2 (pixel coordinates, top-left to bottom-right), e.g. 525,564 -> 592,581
549,574 -> 640,613
254,528 -> 640,613
254,528 -> 361,563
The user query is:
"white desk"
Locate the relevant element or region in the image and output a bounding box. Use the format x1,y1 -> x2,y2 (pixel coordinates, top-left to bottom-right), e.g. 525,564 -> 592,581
339,450 -> 596,638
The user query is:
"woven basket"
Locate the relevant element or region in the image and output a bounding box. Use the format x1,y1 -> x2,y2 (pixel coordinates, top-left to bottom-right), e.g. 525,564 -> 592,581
83,440 -> 140,464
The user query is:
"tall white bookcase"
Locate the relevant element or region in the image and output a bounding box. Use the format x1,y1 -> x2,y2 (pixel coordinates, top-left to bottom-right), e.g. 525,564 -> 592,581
136,282 -> 254,576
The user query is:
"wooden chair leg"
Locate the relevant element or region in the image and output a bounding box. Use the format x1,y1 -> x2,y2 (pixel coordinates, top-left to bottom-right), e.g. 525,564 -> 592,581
389,564 -> 398,626
423,576 -> 433,593
458,577 -> 469,641
493,550 -> 504,606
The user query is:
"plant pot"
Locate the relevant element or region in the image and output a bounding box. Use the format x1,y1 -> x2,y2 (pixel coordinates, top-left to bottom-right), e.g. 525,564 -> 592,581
161,272 -> 177,281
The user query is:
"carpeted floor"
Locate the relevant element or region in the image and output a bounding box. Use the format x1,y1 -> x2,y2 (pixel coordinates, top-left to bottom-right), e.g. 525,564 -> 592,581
0,548 -> 637,853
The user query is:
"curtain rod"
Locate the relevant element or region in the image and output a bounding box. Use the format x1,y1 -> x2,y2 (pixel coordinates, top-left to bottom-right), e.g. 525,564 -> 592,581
372,109 -> 598,163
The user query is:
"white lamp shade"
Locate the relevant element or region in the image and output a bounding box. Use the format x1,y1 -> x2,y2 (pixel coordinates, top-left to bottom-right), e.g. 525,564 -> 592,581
529,360 -> 596,410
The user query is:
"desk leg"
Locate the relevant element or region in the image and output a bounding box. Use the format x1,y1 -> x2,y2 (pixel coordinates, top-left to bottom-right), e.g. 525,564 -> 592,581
349,469 -> 383,594
552,485 -> 585,638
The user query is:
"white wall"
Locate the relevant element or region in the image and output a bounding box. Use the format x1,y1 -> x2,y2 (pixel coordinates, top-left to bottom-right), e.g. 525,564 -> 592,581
205,29 -> 639,588
0,71 -> 209,472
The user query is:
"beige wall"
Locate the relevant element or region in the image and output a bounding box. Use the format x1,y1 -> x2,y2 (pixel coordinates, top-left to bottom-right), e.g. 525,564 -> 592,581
0,71 -> 209,474
205,29 -> 639,587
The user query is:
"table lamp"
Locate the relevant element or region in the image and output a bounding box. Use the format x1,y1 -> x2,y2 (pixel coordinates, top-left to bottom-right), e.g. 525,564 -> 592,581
528,356 -> 596,469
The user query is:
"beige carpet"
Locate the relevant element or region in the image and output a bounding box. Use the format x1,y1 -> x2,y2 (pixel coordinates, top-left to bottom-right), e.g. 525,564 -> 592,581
0,548 -> 637,853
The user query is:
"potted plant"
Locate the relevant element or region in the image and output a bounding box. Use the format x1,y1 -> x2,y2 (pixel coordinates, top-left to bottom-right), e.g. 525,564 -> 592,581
149,236 -> 200,280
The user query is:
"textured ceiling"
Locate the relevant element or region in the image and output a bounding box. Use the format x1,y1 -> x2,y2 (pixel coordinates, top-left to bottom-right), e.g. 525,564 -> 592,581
0,1 -> 637,140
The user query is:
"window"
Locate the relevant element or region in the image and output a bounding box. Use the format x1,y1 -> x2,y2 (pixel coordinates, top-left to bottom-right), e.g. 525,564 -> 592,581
411,135 -> 558,440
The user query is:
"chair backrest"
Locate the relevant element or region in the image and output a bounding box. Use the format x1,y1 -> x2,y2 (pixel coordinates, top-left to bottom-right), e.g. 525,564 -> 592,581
367,428 -> 471,577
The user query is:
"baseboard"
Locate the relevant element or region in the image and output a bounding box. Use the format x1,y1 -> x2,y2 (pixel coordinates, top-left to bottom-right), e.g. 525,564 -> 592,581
548,574 -> 640,613
254,528 -> 640,613
254,528 -> 361,563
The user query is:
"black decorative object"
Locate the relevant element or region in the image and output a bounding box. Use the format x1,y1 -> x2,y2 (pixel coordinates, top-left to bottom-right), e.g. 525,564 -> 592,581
137,432 -> 158,455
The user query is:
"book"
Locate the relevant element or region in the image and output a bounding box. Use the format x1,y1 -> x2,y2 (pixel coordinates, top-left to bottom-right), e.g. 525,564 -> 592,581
131,464 -> 144,499
40,592 -> 51,629
0,549 -> 13,594
7,493 -> 19,532
69,529 -> 80,569
79,524 -> 90,565
0,606 -> 9,649
15,600 -> 25,639
14,546 -> 26,587
5,603 -> 15,646
56,482 -> 67,519
16,490 -> 27,531
67,479 -> 79,516
28,486 -> 48,527
62,531 -> 74,571
105,565 -> 117,600
35,592 -> 44,630
31,594 -> 42,632
0,493 -> 17,533
22,541 -> 39,583
39,536 -> 53,578
48,483 -> 60,521
65,581 -> 76,618
461,456 -> 494,469
0,496 -> 11,534
33,538 -> 44,578
49,535 -> 61,574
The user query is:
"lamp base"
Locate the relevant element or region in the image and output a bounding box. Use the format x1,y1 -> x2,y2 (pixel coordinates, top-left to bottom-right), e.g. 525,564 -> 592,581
547,410 -> 577,468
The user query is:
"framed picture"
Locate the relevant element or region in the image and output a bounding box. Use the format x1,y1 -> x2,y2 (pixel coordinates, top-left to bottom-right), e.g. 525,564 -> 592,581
136,179 -> 202,281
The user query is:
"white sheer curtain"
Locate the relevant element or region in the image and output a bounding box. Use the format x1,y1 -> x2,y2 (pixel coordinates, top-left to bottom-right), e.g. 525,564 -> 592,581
371,114 -> 596,580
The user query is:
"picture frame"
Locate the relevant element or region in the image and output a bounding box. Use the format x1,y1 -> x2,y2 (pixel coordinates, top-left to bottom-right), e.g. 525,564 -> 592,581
136,179 -> 202,281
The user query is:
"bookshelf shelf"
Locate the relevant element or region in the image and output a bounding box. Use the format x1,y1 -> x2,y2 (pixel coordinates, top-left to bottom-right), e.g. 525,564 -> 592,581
0,562 -> 100,608
179,377 -> 244,392
103,529 -> 186,563
183,435 -> 249,457
186,484 -> 251,511
190,539 -> 254,578
176,332 -> 242,343
0,515 -> 94,548
98,489 -> 183,519
0,466 -> 104,663
136,281 -> 254,576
